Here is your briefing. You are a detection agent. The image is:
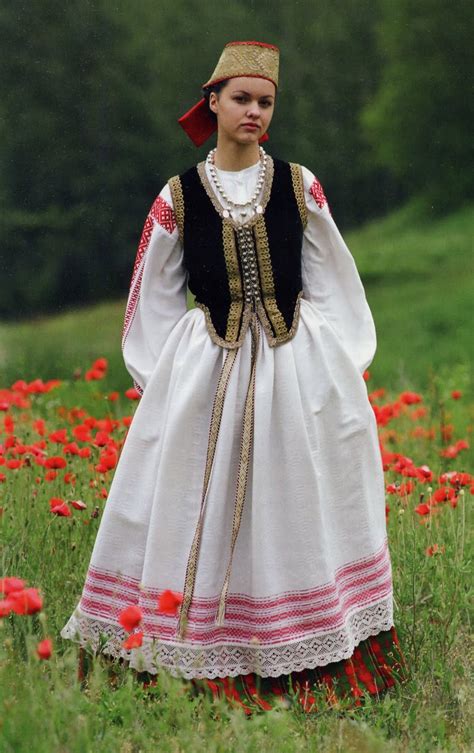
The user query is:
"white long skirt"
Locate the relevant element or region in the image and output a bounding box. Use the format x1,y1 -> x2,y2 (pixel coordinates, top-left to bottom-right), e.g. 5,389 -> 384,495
61,299 -> 393,679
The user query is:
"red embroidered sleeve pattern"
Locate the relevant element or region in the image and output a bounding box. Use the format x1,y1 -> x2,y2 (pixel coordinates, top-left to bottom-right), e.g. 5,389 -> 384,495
150,195 -> 177,235
122,196 -> 177,347
309,177 -> 331,214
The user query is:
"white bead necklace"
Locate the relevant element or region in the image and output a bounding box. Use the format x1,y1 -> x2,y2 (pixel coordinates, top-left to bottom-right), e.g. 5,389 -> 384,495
206,147 -> 267,219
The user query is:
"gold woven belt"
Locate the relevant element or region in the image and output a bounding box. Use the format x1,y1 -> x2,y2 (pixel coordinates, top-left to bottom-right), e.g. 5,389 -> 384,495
176,311 -> 260,640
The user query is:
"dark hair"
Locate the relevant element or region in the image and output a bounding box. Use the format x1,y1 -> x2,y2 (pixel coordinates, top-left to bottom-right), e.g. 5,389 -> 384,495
202,80 -> 230,123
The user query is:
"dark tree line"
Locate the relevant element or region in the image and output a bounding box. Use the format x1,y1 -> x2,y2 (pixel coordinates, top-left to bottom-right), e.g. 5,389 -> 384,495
0,0 -> 470,319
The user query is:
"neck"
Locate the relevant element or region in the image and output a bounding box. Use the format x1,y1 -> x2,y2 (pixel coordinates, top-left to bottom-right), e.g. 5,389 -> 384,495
213,136 -> 261,171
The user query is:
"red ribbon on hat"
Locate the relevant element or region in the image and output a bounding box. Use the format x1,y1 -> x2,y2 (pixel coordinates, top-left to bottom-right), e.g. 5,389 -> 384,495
178,97 -> 269,147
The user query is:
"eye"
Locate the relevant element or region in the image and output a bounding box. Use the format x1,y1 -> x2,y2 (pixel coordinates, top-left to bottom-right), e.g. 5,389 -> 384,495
233,96 -> 247,103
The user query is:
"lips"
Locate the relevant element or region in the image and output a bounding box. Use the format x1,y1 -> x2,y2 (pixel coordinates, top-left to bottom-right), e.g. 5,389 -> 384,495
242,123 -> 259,129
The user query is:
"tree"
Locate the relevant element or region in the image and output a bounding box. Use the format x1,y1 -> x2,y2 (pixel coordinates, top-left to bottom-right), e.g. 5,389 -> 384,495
361,0 -> 473,209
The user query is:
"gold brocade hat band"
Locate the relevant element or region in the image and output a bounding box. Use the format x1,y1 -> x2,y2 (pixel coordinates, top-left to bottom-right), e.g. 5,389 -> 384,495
178,41 -> 279,147
203,41 -> 279,89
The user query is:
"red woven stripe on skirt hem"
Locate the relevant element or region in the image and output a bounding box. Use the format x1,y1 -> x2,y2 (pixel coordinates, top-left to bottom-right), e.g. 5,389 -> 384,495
188,626 -> 409,715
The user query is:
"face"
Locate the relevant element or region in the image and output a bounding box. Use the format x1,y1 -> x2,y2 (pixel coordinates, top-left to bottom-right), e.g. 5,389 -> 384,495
209,76 -> 276,145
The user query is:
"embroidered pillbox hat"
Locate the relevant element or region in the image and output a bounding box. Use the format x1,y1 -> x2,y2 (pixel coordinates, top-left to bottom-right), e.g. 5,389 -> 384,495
178,40 -> 279,147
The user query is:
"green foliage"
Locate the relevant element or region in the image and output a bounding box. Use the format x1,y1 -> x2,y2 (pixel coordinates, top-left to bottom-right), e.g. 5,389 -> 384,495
360,0 -> 472,208
0,0 -> 162,318
0,0 -> 404,319
345,200 -> 474,390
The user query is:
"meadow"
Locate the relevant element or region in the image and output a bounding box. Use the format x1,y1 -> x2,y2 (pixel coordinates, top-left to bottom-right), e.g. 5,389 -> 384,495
0,200 -> 472,752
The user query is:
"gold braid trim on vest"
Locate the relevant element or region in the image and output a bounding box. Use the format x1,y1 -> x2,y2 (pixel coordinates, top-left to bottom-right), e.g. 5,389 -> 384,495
168,175 -> 185,243
289,163 -> 308,229
253,216 -> 289,339
222,220 -> 244,342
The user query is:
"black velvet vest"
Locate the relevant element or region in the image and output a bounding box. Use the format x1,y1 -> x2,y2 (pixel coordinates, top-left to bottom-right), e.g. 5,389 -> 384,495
168,157 -> 307,348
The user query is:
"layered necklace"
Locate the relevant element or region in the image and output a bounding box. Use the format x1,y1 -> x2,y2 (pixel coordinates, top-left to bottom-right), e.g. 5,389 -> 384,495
206,146 -> 268,220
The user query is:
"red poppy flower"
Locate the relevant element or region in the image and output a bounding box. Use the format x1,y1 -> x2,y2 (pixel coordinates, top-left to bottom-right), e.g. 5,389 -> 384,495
9,587 -> 43,615
426,544 -> 445,556
27,379 -> 48,394
0,473 -> 6,483
415,503 -> 431,516
432,486 -> 456,504
50,501 -> 72,517
85,368 -> 106,381
93,358 -> 108,372
451,390 -> 462,399
45,456 -> 67,469
44,470 -> 58,481
399,391 -> 422,405
440,446 -> 459,459
158,590 -> 183,616
448,472 -> 471,487
397,481 -> 414,496
118,605 -> 143,632
98,450 -> 118,471
73,425 -> 93,442
122,631 -> 144,649
125,388 -> 141,400
409,406 -> 427,420
79,447 -> 91,459
0,599 -> 14,617
440,424 -> 454,441
49,429 -> 68,444
70,500 -> 87,510
63,442 -> 80,456
93,431 -> 110,447
415,465 -> 433,483
0,577 -> 26,596
368,387 -> 386,403
36,637 -> 53,660
6,459 -> 22,470
33,419 -> 46,436
107,392 -> 119,402
4,415 -> 15,434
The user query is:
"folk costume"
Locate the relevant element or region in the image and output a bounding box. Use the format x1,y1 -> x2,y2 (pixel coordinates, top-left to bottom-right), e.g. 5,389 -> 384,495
61,41 -> 407,714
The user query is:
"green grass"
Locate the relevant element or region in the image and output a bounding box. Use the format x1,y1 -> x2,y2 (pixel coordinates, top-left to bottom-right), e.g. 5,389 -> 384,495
346,200 -> 474,390
0,372 -> 472,752
0,199 -> 472,394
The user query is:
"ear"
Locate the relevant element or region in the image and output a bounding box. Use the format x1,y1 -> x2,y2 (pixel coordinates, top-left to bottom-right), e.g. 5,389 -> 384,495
209,92 -> 218,114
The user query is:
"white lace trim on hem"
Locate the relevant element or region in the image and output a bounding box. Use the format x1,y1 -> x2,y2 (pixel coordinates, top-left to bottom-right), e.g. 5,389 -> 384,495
60,597 -> 394,679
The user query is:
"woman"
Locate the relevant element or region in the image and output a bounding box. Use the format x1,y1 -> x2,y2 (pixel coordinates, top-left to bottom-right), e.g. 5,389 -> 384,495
61,41 -> 408,714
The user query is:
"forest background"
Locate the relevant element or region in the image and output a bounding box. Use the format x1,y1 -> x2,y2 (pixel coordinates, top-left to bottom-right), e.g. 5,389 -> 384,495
0,0 -> 472,390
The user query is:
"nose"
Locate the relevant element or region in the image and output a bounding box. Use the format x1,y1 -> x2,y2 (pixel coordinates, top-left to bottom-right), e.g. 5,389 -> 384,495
246,102 -> 260,119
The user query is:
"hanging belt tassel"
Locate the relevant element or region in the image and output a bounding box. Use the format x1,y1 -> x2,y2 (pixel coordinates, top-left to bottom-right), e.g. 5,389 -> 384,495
177,312 -> 260,640
215,581 -> 229,626
176,346 -> 239,640
215,314 -> 259,627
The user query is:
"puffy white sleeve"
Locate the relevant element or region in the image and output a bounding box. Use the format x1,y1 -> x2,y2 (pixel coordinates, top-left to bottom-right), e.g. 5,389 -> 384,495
121,184 -> 188,395
300,165 -> 377,374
